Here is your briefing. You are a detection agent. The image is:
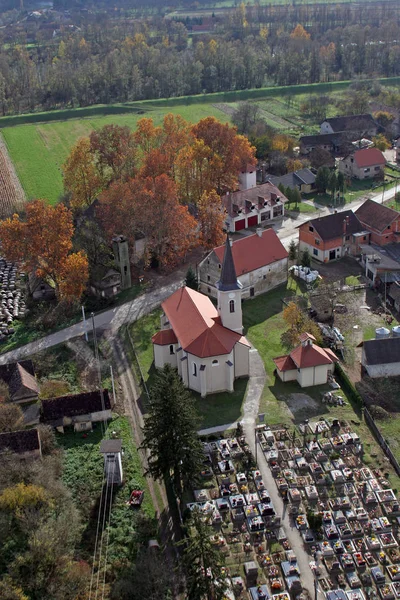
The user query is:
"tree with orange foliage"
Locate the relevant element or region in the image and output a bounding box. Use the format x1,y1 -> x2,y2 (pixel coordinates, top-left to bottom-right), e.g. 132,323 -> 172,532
175,138 -> 216,204
134,117 -> 162,155
98,177 -> 148,252
0,200 -> 88,303
290,24 -> 311,40
89,124 -> 137,183
99,175 -> 198,271
191,117 -> 256,193
197,190 -> 226,250
58,251 -> 89,303
62,137 -> 103,210
140,114 -> 194,179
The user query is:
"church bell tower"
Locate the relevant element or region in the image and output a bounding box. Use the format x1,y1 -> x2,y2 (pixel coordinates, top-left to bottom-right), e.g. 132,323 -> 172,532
216,236 -> 243,334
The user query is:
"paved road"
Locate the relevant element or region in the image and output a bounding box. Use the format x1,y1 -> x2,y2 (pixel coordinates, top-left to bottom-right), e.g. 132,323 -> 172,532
0,184 -> 397,365
0,276 -> 184,365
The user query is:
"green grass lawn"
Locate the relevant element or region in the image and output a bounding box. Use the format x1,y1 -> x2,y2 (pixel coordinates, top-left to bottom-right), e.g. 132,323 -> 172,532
3,77 -> 400,204
58,415 -> 156,566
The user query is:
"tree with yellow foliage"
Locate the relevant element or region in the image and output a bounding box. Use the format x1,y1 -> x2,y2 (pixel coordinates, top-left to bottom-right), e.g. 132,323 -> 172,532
62,137 -> 103,209
290,24 -> 311,40
281,301 -> 322,349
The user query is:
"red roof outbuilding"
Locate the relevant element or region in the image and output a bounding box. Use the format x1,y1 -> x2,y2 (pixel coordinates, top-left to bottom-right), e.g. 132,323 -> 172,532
273,335 -> 338,372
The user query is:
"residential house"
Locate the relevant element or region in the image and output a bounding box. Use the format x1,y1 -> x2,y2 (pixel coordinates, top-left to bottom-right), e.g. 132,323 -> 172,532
362,337 -> 400,378
355,199 -> 400,246
298,210 -> 369,262
198,228 -> 288,300
359,243 -> 400,284
0,428 -> 41,459
266,168 -> 316,194
320,114 -> 381,138
0,360 -> 39,403
41,389 -> 112,433
223,182 -> 288,232
338,148 -> 386,180
152,237 -> 250,397
299,133 -> 344,156
273,333 -> 338,387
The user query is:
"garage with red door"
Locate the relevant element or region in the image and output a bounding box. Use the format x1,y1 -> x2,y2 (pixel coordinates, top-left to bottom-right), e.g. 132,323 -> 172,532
235,218 -> 246,231
247,215 -> 258,227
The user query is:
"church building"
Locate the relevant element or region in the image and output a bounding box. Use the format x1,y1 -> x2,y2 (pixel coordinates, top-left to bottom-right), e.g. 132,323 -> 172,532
152,238 -> 251,397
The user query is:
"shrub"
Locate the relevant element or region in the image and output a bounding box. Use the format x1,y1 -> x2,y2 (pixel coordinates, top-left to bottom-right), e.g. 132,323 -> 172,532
335,362 -> 363,407
369,405 -> 390,420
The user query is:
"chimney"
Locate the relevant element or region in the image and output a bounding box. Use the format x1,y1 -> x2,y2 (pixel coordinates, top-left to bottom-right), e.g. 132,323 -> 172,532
256,228 -> 263,238
229,238 -> 233,246
343,219 -> 347,235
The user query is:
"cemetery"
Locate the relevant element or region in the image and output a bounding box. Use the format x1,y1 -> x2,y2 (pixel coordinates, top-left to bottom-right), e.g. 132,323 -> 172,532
187,417 -> 400,600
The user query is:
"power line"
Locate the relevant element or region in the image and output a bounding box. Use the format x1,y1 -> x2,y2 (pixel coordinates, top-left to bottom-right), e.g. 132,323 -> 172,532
101,462 -> 116,600
88,475 -> 107,600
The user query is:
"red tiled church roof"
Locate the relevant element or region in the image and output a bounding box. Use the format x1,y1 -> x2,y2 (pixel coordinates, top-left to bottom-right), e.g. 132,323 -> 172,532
152,329 -> 178,346
213,229 -> 288,277
160,287 -> 250,359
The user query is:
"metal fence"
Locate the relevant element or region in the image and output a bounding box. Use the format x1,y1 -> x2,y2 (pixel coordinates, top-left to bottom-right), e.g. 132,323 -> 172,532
364,407 -> 400,477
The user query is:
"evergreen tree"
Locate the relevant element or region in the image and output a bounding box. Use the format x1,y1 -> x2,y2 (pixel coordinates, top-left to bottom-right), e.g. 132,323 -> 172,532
328,171 -> 337,200
142,365 -> 204,498
185,266 -> 199,291
182,509 -> 228,600
315,167 -> 330,193
292,187 -> 302,207
285,186 -> 293,204
278,182 -> 286,196
301,248 -> 311,268
288,239 -> 298,262
337,171 -> 345,200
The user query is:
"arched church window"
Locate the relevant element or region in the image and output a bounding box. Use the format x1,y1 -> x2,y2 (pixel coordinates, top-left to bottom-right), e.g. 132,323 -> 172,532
229,300 -> 235,313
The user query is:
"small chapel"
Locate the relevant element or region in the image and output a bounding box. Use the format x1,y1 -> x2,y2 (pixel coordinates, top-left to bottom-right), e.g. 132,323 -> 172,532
152,237 -> 251,397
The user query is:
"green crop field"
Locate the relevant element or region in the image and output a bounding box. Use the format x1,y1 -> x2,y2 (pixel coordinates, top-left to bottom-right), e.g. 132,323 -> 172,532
2,76 -> 400,204
2,103 -> 229,204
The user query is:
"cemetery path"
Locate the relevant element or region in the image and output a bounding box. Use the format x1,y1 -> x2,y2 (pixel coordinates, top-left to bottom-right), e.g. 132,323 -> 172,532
198,348 -> 266,436
244,426 -> 323,600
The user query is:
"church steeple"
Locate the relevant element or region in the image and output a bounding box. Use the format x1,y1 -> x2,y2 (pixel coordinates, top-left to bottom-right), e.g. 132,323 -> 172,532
216,236 -> 243,334
216,236 -> 241,291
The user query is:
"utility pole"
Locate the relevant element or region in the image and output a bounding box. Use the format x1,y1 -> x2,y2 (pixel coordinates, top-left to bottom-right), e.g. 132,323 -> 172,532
82,305 -> 88,342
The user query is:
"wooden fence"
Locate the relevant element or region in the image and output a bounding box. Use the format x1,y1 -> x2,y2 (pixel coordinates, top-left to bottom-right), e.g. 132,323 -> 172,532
364,407 -> 400,477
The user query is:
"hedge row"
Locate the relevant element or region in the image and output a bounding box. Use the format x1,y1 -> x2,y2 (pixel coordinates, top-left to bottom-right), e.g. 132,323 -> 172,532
1,76 -> 400,128
335,362 -> 363,407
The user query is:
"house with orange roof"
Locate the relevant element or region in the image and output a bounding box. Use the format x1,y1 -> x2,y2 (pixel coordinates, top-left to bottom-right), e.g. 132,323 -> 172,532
338,147 -> 386,180
198,228 -> 288,299
152,238 -> 250,397
273,333 -> 338,388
